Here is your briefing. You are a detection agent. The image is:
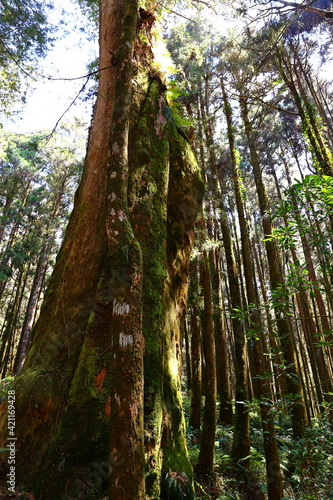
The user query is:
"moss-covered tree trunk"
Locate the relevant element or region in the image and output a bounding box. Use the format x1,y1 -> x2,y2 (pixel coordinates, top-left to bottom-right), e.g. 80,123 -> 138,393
240,94 -> 307,439
194,237 -> 217,478
0,4 -> 203,499
276,48 -> 333,176
188,258 -> 202,431
221,78 -> 283,500
219,197 -> 250,467
213,246 -> 233,426
198,82 -> 250,466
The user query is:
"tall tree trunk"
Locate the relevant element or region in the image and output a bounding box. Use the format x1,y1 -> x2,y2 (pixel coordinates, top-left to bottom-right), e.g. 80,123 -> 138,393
184,319 -> 192,390
240,94 -> 307,439
219,198 -> 250,466
195,239 -> 217,478
0,194 -> 13,245
276,48 -> 333,176
251,236 -> 285,401
214,247 -> 233,426
206,201 -> 233,425
0,4 -> 203,499
0,185 -> 31,301
198,83 -> 250,465
188,258 -> 202,431
13,238 -> 52,374
281,163 -> 333,413
0,267 -> 26,377
222,78 -> 283,499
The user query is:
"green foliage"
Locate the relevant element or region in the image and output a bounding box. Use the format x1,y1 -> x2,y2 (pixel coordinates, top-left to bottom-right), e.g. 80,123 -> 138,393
0,375 -> 14,401
184,375 -> 333,499
266,173 -> 333,307
264,225 -> 298,250
77,0 -> 99,26
163,471 -> 194,500
293,174 -> 333,211
0,125 -> 83,344
0,0 -> 54,121
0,0 -> 52,61
277,414 -> 333,499
163,101 -> 193,129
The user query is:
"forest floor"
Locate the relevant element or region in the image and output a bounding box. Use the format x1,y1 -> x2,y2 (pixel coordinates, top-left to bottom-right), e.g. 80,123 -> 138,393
0,379 -> 332,499
183,394 -> 333,500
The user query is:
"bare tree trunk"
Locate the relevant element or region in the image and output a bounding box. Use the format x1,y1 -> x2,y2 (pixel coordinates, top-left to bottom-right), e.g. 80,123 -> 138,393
214,248 -> 233,425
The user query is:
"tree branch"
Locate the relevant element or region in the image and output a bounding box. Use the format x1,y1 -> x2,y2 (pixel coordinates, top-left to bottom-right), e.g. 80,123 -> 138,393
167,8 -> 199,24
271,0 -> 333,18
236,92 -> 299,115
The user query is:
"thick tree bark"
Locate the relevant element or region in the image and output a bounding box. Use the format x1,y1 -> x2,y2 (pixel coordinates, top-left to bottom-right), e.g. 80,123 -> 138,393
0,3 -> 203,499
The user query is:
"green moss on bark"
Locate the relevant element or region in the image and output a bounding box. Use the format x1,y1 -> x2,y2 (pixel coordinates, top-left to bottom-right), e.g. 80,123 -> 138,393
0,35 -> 203,500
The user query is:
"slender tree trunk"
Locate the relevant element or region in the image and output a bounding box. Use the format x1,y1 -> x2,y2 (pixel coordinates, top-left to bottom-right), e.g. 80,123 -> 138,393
214,248 -> 233,426
198,83 -> 250,466
276,48 -> 333,176
197,87 -> 233,425
252,237 -> 284,401
281,163 -> 333,413
1,269 -> 28,378
195,242 -> 217,477
0,185 -> 31,300
240,94 -> 307,439
206,202 -> 233,425
298,60 -> 333,148
0,268 -> 25,373
292,53 -> 333,173
222,78 -> 283,499
13,238 -> 52,374
0,195 -> 13,245
188,259 -> 202,431
219,199 -> 250,465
